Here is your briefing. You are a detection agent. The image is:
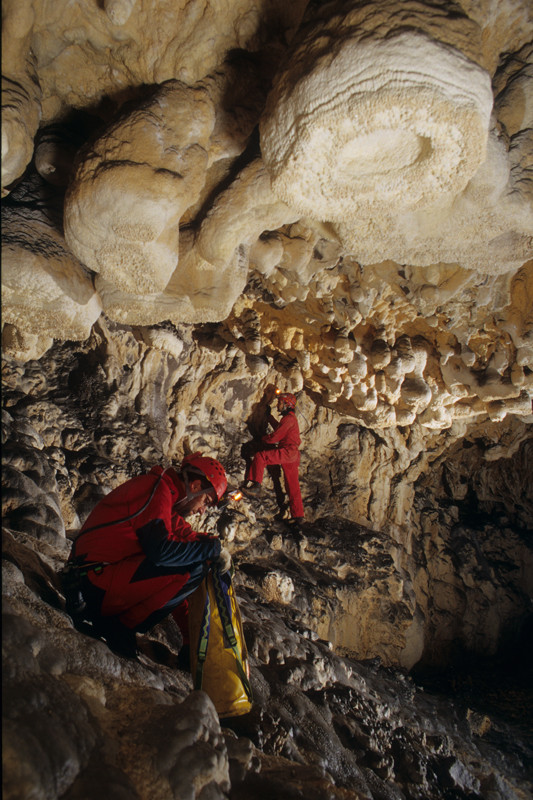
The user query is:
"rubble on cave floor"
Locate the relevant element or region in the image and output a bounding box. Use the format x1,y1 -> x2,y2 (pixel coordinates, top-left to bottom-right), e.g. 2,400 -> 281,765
5,509 -> 532,800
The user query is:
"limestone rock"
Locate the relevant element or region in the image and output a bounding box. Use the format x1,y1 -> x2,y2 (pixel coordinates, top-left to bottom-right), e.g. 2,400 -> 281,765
261,28 -> 492,218
64,81 -> 216,294
1,0 -> 42,194
197,158 -> 299,270
260,2 -> 532,271
2,206 -> 102,354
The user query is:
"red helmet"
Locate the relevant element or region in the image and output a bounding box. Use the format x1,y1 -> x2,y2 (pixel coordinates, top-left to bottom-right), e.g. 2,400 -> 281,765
278,393 -> 296,410
182,453 -> 228,500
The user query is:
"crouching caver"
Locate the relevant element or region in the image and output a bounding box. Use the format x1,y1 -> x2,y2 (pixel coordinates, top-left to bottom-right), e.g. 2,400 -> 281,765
61,453 -> 232,657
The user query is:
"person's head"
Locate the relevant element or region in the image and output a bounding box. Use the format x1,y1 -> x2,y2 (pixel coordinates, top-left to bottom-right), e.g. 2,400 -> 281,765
277,392 -> 297,414
177,453 -> 228,517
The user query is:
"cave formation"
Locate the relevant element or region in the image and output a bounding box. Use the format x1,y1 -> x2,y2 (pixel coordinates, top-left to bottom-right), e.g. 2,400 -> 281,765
2,1 -> 533,799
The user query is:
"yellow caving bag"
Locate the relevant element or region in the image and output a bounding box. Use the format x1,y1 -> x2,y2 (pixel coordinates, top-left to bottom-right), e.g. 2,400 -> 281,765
188,566 -> 253,718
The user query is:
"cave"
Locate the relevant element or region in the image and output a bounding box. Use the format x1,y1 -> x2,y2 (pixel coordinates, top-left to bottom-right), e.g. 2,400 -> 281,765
2,1 -> 533,798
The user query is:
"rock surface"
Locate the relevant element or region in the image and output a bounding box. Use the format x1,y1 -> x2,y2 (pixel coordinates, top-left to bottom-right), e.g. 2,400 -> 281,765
2,0 -> 533,798
2,317 -> 532,799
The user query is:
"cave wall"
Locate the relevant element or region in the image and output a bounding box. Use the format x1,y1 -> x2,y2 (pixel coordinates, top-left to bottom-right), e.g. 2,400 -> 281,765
3,314 -> 532,672
2,2 -> 533,798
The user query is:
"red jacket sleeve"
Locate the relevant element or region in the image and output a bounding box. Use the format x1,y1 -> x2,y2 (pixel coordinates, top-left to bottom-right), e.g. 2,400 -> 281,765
134,481 -> 221,566
262,413 -> 300,447
136,519 -> 221,567
263,414 -> 287,444
266,412 -> 278,430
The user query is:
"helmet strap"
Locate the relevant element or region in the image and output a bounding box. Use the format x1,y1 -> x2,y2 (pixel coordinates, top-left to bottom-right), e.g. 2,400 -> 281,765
173,469 -> 215,511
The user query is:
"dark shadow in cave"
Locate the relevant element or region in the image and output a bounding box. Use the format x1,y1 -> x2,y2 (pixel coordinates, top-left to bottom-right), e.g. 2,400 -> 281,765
411,615 -> 533,775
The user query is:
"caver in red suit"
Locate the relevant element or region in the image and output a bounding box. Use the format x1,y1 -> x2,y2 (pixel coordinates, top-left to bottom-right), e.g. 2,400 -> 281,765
246,393 -> 304,519
68,455 -> 228,638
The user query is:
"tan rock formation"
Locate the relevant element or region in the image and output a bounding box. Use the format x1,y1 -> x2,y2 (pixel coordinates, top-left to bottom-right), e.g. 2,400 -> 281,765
2,210 -> 102,350
0,0 -> 308,194
64,81 -> 216,295
2,290 -> 532,799
261,33 -> 492,216
1,0 -> 42,194
260,1 -> 532,271
460,0 -> 533,73
197,159 -> 299,271
93,157 -> 299,327
1,0 -> 532,393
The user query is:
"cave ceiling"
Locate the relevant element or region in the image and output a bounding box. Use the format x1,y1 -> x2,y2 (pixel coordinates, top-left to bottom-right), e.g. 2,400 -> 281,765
1,0 -> 532,439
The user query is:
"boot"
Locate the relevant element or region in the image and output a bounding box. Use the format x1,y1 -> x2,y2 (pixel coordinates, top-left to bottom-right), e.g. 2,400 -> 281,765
242,481 -> 262,497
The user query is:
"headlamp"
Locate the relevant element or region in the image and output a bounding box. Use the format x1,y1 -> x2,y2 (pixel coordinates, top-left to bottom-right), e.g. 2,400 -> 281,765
218,489 -> 243,510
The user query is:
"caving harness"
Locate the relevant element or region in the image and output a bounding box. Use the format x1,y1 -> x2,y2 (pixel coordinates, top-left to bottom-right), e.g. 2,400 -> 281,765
60,557 -> 108,615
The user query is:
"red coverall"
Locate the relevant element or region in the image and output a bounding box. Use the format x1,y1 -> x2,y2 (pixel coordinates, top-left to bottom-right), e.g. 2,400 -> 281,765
69,466 -> 221,632
247,410 -> 304,518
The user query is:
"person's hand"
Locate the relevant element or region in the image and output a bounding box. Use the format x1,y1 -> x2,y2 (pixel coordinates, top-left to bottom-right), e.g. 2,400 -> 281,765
217,547 -> 232,574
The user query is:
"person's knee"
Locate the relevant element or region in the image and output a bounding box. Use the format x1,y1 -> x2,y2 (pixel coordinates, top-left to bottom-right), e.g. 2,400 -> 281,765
254,451 -> 268,467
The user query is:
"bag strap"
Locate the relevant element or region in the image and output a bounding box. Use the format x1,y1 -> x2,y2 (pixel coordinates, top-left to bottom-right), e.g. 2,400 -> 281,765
211,569 -> 253,701
194,580 -> 211,691
213,569 -> 238,647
